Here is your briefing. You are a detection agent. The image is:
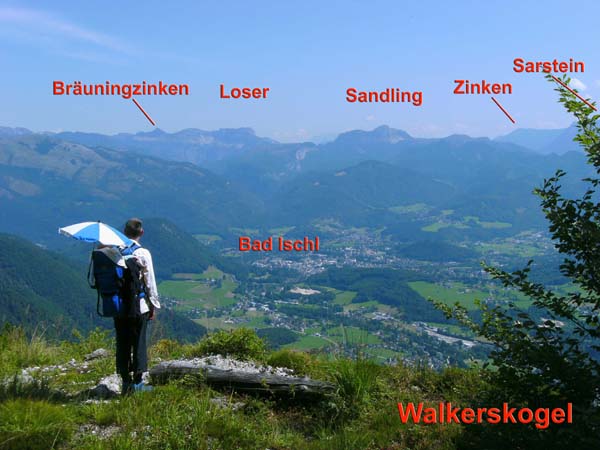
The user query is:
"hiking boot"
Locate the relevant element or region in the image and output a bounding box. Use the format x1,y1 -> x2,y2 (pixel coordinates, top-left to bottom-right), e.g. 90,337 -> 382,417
133,382 -> 153,392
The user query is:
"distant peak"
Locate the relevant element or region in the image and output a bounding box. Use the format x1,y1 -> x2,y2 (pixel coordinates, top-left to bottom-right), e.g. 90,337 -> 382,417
334,125 -> 412,144
0,126 -> 33,137
214,127 -> 257,136
144,128 -> 167,136
372,125 -> 411,140
444,134 -> 486,143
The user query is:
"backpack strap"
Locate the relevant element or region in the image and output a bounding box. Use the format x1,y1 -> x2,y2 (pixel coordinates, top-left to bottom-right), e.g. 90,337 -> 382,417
121,243 -> 141,257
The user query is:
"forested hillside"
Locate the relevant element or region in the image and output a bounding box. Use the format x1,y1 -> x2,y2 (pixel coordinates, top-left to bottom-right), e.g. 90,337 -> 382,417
0,233 -> 206,341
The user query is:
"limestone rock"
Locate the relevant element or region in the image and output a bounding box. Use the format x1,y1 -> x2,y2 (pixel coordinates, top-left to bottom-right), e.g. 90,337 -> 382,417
84,348 -> 110,361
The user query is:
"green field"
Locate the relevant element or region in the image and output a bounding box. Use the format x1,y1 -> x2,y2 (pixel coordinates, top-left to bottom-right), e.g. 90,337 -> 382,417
475,241 -> 544,258
284,335 -> 331,350
316,286 -> 357,305
422,221 -> 468,232
193,317 -> 236,331
193,234 -> 222,243
463,216 -> 512,229
494,289 -> 532,309
426,322 -> 476,338
365,347 -> 401,361
389,203 -> 430,215
159,267 -> 237,310
268,226 -> 296,235
410,280 -> 533,310
408,281 -> 489,311
197,266 -> 225,279
423,215 -> 511,232
194,311 -> 269,332
479,221 -> 512,229
335,291 -> 357,305
327,326 -> 382,345
344,300 -> 379,311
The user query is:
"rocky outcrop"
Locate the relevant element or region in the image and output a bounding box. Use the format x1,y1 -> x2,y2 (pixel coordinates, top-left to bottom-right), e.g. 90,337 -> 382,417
149,356 -> 335,398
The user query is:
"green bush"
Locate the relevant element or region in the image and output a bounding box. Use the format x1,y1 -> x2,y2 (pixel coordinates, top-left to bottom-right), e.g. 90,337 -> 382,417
0,399 -> 75,449
151,339 -> 185,359
267,349 -> 315,376
187,328 -> 267,361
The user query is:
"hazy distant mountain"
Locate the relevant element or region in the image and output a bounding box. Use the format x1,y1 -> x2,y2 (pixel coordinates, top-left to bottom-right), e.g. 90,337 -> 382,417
53,127 -> 278,166
334,125 -> 412,145
495,124 -> 580,154
541,124 -> 580,154
0,126 -> 592,244
271,160 -> 457,225
0,134 -> 264,243
0,126 -> 32,137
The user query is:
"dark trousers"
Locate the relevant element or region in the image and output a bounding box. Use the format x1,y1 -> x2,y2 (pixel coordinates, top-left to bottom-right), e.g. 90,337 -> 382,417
114,313 -> 148,384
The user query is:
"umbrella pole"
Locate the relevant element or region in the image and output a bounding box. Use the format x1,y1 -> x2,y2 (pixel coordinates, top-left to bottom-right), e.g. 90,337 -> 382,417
87,245 -> 96,288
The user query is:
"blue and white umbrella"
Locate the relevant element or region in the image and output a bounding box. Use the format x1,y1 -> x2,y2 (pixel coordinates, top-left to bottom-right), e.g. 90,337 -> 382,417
58,221 -> 133,247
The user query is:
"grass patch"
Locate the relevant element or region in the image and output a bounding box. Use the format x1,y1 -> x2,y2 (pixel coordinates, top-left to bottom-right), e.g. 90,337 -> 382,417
344,300 -> 379,311
268,226 -> 296,235
171,272 -> 204,280
284,335 -> 331,350
408,281 -> 488,311
0,327 -> 65,378
0,326 -> 493,449
422,221 -> 469,232
426,322 -> 475,338
194,317 -> 236,331
318,287 -> 357,305
0,399 -> 76,449
474,241 -> 544,258
229,227 -> 260,235
479,221 -> 512,229
389,203 -> 430,214
327,326 -> 382,345
193,234 -> 223,243
196,266 -> 225,280
159,267 -> 237,310
463,216 -> 512,229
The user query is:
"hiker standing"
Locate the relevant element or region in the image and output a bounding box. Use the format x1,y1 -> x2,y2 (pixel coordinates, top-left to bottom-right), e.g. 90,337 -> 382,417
115,217 -> 160,393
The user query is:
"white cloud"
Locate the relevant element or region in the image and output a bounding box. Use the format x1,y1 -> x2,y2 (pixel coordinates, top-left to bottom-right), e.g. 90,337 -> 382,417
365,115 -> 376,122
569,78 -> 587,91
0,6 -> 129,53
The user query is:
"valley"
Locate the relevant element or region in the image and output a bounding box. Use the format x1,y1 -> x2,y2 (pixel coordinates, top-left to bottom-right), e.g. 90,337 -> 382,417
0,125 -> 576,368
157,223 -> 556,367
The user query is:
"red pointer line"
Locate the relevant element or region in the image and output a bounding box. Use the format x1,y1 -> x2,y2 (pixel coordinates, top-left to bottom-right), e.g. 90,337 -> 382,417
131,98 -> 156,126
551,75 -> 597,111
491,97 -> 516,124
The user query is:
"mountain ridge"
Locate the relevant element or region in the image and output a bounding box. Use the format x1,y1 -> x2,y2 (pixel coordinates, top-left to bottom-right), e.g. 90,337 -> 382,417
0,123 -> 579,152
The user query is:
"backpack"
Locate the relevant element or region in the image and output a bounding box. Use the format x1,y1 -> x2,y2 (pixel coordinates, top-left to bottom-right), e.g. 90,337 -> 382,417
89,244 -> 147,318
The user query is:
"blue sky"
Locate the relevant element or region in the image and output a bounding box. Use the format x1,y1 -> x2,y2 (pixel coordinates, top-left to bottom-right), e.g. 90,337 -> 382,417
1,0 -> 599,141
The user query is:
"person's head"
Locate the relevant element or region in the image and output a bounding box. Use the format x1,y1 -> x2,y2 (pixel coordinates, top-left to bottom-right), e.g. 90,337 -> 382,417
124,218 -> 144,240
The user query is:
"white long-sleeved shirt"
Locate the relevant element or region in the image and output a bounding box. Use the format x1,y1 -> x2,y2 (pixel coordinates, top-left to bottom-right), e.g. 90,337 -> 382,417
129,240 -> 161,313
